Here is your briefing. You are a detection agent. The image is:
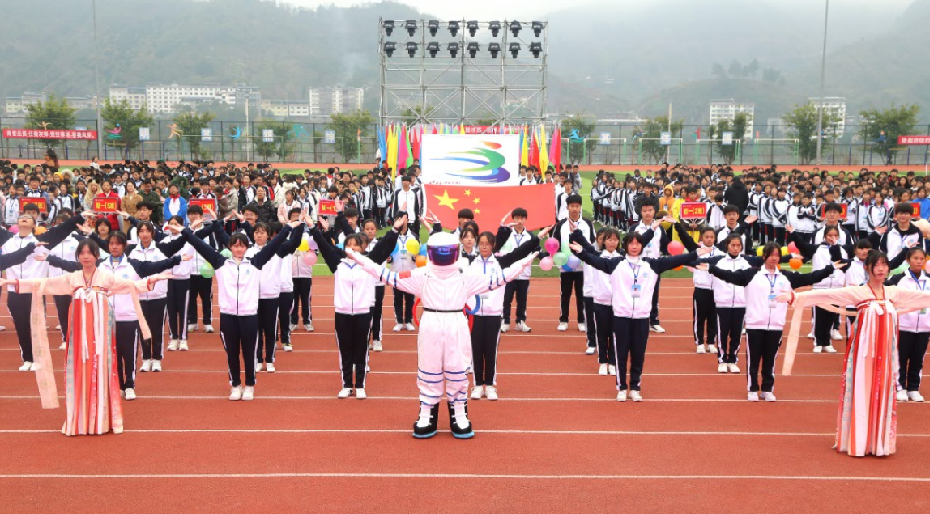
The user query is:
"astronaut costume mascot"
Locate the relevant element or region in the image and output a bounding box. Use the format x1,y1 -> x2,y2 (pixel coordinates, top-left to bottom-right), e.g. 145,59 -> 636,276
345,230 -> 538,439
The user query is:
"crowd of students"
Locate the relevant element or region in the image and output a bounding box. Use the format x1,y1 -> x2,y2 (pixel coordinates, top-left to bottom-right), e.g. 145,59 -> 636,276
1,155 -> 928,411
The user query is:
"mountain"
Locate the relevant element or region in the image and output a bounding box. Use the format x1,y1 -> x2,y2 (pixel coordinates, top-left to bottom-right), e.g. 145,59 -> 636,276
0,0 -> 924,123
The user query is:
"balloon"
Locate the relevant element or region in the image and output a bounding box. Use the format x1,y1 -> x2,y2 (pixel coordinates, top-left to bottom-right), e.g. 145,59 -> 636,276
925,261 -> 930,274
406,239 -> 420,255
416,255 -> 427,267
675,266 -> 683,271
787,242 -> 798,254
567,255 -> 581,270
553,252 -> 569,267
336,243 -> 344,249
419,243 -> 428,256
545,237 -> 560,254
789,258 -> 803,270
780,247 -> 788,256
307,237 -> 319,251
298,237 -> 310,253
34,226 -> 46,236
539,256 -> 554,271
220,248 -> 232,258
302,251 -> 318,266
8,225 -> 18,234
200,262 -> 215,278
756,246 -> 763,257
667,241 -> 684,256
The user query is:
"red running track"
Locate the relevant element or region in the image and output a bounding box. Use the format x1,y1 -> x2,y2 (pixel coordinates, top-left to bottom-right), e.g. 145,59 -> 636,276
0,278 -> 929,513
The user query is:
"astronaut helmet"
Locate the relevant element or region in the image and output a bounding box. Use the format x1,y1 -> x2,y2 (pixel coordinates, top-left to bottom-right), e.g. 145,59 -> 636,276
426,231 -> 460,266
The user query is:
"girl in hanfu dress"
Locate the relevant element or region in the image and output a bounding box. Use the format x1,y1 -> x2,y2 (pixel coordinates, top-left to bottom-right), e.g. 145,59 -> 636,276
0,240 -> 172,436
780,251 -> 930,457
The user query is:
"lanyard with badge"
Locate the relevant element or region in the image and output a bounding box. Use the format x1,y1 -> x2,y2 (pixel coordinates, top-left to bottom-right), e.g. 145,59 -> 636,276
911,270 -> 928,315
765,273 -> 779,308
629,261 -> 643,298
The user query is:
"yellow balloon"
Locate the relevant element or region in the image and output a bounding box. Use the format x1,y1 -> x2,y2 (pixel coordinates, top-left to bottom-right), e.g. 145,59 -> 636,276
756,246 -> 763,257
406,239 -> 420,255
780,247 -> 788,256
298,238 -> 310,253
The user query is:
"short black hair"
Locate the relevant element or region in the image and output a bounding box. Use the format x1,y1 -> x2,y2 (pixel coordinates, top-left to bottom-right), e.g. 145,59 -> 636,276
566,194 -> 583,206
723,205 -> 740,215
511,207 -> 528,219
457,209 -> 474,220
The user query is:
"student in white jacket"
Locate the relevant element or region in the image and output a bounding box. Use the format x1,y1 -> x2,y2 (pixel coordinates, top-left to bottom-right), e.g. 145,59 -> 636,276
674,223 -> 722,354
886,247 -> 930,403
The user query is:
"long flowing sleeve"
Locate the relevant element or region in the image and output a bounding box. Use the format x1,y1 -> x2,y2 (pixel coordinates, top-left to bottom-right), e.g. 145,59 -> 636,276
783,286 -> 867,375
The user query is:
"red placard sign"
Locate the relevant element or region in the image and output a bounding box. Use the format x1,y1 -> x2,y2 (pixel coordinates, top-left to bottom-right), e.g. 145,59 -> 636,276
819,203 -> 847,218
189,198 -> 217,218
897,135 -> 930,145
680,202 -> 708,220
93,197 -> 119,213
2,129 -> 97,140
19,197 -> 48,214
318,199 -> 337,216
911,202 -> 921,220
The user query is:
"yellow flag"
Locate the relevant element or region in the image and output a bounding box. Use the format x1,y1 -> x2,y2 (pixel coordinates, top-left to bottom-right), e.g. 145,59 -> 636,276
538,124 -> 549,172
520,126 -> 529,166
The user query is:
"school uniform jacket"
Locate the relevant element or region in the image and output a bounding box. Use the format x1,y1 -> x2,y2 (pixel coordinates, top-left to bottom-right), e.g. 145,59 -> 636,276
887,270 -> 930,333
311,226 -> 398,315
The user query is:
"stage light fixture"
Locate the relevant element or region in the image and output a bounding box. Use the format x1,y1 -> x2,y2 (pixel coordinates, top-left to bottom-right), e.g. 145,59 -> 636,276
467,42 -> 480,58
448,21 -> 460,36
489,21 -> 501,37
467,20 -> 479,37
427,41 -> 440,58
406,41 -> 418,57
510,21 -> 521,37
448,42 -> 460,58
529,42 -> 542,58
509,42 -> 520,58
383,41 -> 396,58
488,42 -> 501,58
532,21 -> 544,37
383,20 -> 394,36
405,20 -> 417,36
428,20 -> 439,36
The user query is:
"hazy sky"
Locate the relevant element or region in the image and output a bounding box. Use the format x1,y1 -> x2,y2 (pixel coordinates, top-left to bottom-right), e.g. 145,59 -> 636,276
281,0 -> 914,19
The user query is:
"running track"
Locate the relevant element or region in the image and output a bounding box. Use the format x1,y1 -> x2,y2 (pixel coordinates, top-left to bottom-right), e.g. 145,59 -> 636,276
1,278 -> 929,513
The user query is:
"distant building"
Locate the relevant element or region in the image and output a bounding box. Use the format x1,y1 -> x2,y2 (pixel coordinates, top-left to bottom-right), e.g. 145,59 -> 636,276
65,95 -> 98,111
709,99 -> 754,140
308,87 -> 363,116
4,92 -> 49,115
765,117 -> 789,138
4,96 -> 24,115
113,83 -> 261,114
109,85 -> 147,111
808,96 -> 847,138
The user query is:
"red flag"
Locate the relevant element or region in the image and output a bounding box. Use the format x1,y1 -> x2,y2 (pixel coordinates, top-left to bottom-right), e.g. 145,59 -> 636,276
530,130 -> 540,168
411,126 -> 421,161
549,125 -> 561,171
425,184 -> 555,232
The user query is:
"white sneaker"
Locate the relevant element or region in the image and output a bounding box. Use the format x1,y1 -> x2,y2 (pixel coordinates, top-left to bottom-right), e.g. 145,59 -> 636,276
256,362 -> 263,372
18,362 -> 32,372
830,329 -> 843,341
289,324 -> 297,332
585,346 -> 596,355
629,390 -> 643,402
0,325 -> 5,331
471,385 -> 484,399
500,323 -> 510,333
824,345 -> 837,354
55,324 -> 61,330
59,342 -> 66,350
728,363 -> 740,373
813,346 -> 823,353
761,392 -> 777,402
707,344 -> 718,354
373,340 -> 383,352
747,392 -> 759,402
696,345 -> 707,354
187,324 -> 198,333
304,322 -> 314,332
338,388 -> 353,398
151,360 -> 162,372
393,323 -> 404,332
283,344 -> 293,352
405,323 -> 416,331
516,321 -> 532,333
179,340 -> 189,351
608,364 -> 616,375
557,322 -> 568,332
167,339 -> 178,351
266,363 -> 276,373
616,390 -> 627,402
896,390 -> 909,402
650,324 -> 665,333
229,386 -> 243,401
578,323 -> 586,333
807,331 -> 815,339
242,386 -> 254,401
908,391 -> 925,402
125,388 -> 136,401
141,359 -> 153,372
485,386 -> 498,400
356,388 -> 366,399
598,363 -> 608,376
30,362 -> 41,371
204,326 -> 214,333
717,363 -> 728,373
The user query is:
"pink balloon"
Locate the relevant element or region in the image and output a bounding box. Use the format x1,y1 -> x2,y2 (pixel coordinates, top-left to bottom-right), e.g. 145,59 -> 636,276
788,242 -> 798,254
8,225 -> 18,234
667,241 -> 684,256
539,256 -> 554,271
303,251 -> 318,266
544,237 -> 560,254
925,260 -> 930,274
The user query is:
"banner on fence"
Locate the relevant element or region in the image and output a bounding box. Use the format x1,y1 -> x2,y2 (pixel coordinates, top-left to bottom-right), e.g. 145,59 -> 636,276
420,134 -> 521,186
898,136 -> 930,145
201,129 -> 212,142
139,127 -> 151,141
324,130 -> 336,144
19,197 -> 48,214
2,129 -> 97,140
262,129 -> 274,143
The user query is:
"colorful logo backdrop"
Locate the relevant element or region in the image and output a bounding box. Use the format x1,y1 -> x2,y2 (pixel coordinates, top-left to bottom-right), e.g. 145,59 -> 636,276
420,134 -> 520,186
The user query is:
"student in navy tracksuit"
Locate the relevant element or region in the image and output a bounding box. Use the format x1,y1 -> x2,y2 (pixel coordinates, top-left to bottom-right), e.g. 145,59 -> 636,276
309,215 -> 400,399
182,220 -> 294,401
705,243 -> 840,401
569,230 -> 709,401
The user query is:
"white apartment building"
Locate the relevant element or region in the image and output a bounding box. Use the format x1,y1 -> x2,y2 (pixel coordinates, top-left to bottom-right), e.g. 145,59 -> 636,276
109,85 -> 147,110
308,87 -> 363,116
129,83 -> 261,114
709,99 -> 754,140
808,96 -> 847,138
4,97 -> 24,115
4,92 -> 49,115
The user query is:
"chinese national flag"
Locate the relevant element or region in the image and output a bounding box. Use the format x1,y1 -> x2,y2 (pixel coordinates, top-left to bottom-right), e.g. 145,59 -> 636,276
425,184 -> 556,231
